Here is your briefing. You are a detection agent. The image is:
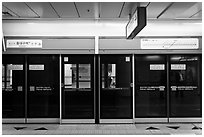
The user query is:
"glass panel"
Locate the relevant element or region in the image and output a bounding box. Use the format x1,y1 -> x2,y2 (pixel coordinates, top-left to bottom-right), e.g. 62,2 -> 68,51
79,64 -> 91,88
170,55 -> 201,117
64,64 -> 76,88
62,56 -> 94,119
2,55 -> 25,118
100,55 -> 132,119
28,55 -> 59,118
135,55 -> 167,117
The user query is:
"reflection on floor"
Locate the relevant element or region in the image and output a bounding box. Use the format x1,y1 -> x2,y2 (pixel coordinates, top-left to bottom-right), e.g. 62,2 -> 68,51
2,123 -> 202,135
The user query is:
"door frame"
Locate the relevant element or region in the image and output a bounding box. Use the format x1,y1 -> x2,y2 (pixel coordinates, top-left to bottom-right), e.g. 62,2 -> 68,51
60,55 -> 95,123
99,54 -> 134,123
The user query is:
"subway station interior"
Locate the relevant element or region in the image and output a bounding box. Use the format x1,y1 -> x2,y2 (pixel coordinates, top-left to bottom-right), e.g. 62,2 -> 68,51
1,1 -> 202,135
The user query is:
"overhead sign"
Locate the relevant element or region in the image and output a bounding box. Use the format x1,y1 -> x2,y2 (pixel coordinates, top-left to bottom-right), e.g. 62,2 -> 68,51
126,7 -> 147,39
141,38 -> 199,49
171,64 -> 186,70
7,40 -> 42,48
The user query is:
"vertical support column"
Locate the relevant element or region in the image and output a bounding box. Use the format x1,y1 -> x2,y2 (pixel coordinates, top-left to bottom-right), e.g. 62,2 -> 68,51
2,35 -> 6,52
76,64 -> 79,88
59,55 -> 62,124
25,55 -> 28,123
95,36 -> 99,54
132,54 -> 135,122
166,55 -> 170,123
94,55 -> 100,124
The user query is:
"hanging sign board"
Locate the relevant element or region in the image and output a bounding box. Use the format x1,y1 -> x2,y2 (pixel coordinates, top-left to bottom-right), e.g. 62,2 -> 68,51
7,40 -> 42,48
126,7 -> 146,39
29,65 -> 44,70
171,64 -> 186,70
150,64 -> 165,70
141,38 -> 198,49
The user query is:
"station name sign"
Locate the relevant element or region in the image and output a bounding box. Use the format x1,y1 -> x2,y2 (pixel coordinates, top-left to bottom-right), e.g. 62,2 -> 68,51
126,7 -> 147,39
7,40 -> 42,48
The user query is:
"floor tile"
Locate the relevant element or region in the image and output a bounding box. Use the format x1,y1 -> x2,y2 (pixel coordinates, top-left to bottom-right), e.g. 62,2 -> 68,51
2,123 -> 202,135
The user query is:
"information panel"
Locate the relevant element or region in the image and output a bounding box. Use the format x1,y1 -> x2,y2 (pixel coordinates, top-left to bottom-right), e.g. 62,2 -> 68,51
141,38 -> 199,49
150,64 -> 165,70
29,65 -> 44,70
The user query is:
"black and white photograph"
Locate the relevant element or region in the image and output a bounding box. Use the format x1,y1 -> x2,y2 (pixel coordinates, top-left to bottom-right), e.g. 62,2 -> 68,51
1,0 -> 202,135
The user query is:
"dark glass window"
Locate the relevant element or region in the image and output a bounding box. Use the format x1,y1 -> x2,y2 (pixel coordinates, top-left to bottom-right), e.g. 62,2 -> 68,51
135,55 -> 167,117
2,55 -> 25,118
170,55 -> 201,117
27,55 -> 59,118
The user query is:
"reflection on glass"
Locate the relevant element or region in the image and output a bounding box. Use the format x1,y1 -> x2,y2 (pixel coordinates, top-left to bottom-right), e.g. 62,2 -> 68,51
170,55 -> 201,117
64,64 -> 76,88
102,64 -> 116,88
6,65 -> 13,90
2,65 -> 5,89
79,64 -> 91,88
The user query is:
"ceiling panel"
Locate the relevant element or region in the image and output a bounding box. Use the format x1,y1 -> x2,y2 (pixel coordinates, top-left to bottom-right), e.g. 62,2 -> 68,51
2,6 -> 18,18
139,2 -> 149,7
100,2 -> 123,18
159,2 -> 197,19
191,10 -> 202,19
177,2 -> 202,18
75,2 -> 95,18
2,2 -> 38,18
26,2 -> 58,18
147,2 -> 171,19
51,2 -> 78,18
120,2 -> 137,18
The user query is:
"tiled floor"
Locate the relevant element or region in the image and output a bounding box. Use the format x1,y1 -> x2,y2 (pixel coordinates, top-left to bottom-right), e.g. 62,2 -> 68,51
2,123 -> 202,135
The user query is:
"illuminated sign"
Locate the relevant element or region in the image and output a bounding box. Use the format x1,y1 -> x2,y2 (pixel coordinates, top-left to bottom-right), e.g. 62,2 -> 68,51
141,38 -> 199,49
126,7 -> 146,39
29,65 -> 44,70
7,40 -> 42,48
150,64 -> 165,70
7,64 -> 23,70
171,64 -> 186,70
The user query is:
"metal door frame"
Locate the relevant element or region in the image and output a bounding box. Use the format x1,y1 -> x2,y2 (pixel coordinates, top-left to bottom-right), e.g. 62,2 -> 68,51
99,54 -> 134,123
133,54 -> 202,123
60,55 -> 95,124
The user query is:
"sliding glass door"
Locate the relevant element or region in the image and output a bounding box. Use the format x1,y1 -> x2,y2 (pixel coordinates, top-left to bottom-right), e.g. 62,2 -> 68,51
135,55 -> 167,121
62,55 -> 94,123
2,55 -> 25,123
100,55 -> 133,123
169,55 -> 202,118
27,55 -> 60,122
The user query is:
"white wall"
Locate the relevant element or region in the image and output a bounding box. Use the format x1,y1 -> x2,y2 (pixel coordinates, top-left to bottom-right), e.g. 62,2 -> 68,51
2,19 -> 202,37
